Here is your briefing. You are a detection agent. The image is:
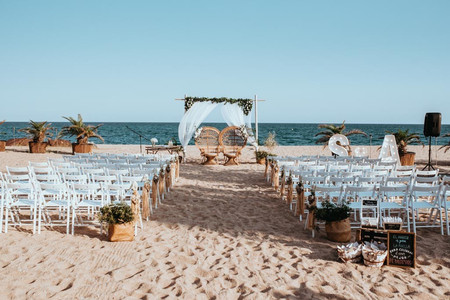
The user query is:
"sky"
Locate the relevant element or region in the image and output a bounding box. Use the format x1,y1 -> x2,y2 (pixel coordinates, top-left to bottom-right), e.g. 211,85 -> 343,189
0,0 -> 449,124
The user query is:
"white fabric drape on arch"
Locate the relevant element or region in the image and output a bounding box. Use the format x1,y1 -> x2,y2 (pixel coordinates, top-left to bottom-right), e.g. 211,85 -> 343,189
178,102 -> 219,150
221,103 -> 257,147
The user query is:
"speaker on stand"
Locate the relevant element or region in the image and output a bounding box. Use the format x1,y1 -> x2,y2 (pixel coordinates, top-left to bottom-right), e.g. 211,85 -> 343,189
423,112 -> 441,170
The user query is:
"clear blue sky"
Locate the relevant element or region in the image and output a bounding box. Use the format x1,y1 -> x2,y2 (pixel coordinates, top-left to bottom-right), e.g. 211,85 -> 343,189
0,0 -> 449,124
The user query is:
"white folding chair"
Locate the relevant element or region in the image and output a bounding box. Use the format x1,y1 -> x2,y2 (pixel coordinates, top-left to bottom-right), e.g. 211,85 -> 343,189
439,180 -> 449,235
70,183 -> 104,234
3,182 -> 38,234
378,184 -> 410,231
409,185 -> 443,234
342,185 -> 376,227
37,183 -> 71,234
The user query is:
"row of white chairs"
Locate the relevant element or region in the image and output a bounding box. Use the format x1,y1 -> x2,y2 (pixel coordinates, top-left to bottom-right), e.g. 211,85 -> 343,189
292,176 -> 449,235
1,154 -> 179,235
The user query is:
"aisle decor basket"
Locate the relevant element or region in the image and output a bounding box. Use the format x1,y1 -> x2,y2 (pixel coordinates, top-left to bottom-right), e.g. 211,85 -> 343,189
337,242 -> 362,263
362,242 -> 387,267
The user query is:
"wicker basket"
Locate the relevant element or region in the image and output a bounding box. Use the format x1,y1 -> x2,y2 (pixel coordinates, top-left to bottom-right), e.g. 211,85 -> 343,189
362,242 -> 387,267
337,242 -> 362,263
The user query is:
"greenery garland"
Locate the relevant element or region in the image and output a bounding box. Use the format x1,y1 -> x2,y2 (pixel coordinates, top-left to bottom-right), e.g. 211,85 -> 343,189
184,97 -> 253,116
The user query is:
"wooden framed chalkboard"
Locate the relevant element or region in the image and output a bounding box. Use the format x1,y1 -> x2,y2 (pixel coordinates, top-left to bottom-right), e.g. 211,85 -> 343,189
357,228 -> 388,244
387,231 -> 416,268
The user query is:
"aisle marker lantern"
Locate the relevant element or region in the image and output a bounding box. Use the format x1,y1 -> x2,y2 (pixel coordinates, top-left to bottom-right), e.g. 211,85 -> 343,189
378,135 -> 400,165
328,134 -> 349,156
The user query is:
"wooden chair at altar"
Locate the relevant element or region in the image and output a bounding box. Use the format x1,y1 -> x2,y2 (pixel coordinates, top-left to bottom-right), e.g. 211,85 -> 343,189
219,126 -> 247,166
195,127 -> 221,165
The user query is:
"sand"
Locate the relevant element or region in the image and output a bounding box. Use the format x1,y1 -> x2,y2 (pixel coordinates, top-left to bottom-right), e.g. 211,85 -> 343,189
0,145 -> 449,299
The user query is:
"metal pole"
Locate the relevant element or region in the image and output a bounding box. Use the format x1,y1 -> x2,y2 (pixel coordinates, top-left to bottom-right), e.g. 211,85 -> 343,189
254,95 -> 258,148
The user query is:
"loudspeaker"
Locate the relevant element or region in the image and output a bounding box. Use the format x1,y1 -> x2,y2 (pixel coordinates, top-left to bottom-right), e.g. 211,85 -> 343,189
424,113 -> 441,137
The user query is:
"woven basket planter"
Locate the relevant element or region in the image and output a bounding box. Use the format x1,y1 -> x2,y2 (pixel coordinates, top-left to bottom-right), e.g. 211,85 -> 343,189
108,223 -> 134,242
29,142 -> 48,153
400,152 -> 415,166
325,218 -> 351,243
72,143 -> 93,154
0,140 -> 5,152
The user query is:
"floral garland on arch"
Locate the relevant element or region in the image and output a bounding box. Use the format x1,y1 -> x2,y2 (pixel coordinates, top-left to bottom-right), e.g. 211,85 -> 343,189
184,97 -> 253,115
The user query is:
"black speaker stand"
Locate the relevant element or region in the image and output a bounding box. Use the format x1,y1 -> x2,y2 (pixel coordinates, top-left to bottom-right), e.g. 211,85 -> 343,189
422,136 -> 435,171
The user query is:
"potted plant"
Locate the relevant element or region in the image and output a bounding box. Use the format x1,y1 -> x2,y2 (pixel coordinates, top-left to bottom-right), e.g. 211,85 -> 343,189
315,121 -> 367,156
60,114 -> 104,154
19,120 -> 54,153
255,150 -> 275,165
0,120 -> 6,152
314,201 -> 351,243
98,202 -> 135,242
387,129 -> 423,166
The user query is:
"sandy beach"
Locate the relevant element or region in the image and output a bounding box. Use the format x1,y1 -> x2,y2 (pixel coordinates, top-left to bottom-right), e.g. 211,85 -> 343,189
0,145 -> 449,299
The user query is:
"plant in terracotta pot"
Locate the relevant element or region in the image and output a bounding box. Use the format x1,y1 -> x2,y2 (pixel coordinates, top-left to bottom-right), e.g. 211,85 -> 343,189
314,201 -> 351,243
98,202 -> 135,242
19,120 -> 54,153
60,114 -> 104,154
0,120 -> 6,152
386,129 -> 423,166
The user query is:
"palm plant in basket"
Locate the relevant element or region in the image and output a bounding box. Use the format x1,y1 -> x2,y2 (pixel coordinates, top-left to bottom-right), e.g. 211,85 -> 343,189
386,129 -> 423,166
60,114 -> 104,154
19,120 -> 54,153
98,202 -> 135,242
315,121 -> 367,155
314,201 -> 351,243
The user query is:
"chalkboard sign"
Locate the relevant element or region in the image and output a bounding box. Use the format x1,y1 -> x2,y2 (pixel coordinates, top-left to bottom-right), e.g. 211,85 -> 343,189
388,231 -> 416,268
357,228 -> 388,244
383,222 -> 402,230
362,199 -> 378,207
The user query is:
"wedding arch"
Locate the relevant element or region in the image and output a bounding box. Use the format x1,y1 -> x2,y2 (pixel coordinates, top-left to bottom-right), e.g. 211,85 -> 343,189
177,96 -> 262,157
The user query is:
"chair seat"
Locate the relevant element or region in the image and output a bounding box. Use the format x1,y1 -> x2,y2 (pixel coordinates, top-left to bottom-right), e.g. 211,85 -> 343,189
13,199 -> 35,206
45,200 -> 70,207
411,202 -> 435,209
380,202 -> 404,209
77,200 -> 103,207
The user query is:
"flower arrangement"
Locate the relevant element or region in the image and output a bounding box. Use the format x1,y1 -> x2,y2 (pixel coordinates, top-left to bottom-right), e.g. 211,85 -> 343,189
194,127 -> 203,141
151,138 -> 158,146
184,97 -> 253,115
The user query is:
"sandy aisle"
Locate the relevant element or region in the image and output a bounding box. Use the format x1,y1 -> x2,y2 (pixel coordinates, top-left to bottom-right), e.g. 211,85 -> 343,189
0,148 -> 449,299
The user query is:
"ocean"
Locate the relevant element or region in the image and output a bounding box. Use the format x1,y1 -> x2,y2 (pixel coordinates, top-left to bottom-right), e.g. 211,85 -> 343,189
1,122 -> 449,146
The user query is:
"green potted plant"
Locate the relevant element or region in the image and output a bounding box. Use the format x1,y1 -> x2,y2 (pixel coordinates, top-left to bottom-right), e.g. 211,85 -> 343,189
315,121 -> 367,156
314,201 -> 351,243
98,202 -> 135,242
60,114 -> 104,154
386,129 -> 423,166
19,120 -> 54,153
0,120 -> 6,152
255,150 -> 275,165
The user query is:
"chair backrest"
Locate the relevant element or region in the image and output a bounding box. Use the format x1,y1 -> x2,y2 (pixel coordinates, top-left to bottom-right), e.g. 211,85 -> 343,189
106,169 -> 130,176
34,174 -> 61,183
30,167 -> 54,175
413,175 -> 439,186
415,169 -> 439,177
5,174 -> 31,183
63,174 -> 89,184
56,167 -> 81,175
219,126 -> 247,155
120,175 -> 144,184
344,185 -> 376,198
329,176 -> 355,187
393,170 -> 414,177
29,162 -> 50,168
396,165 -> 416,171
195,126 -> 221,155
91,175 -> 117,184
314,186 -> 343,203
356,176 -> 384,187
6,166 -> 29,175
385,176 -> 412,186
